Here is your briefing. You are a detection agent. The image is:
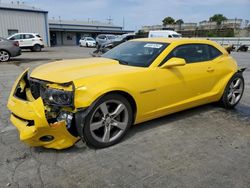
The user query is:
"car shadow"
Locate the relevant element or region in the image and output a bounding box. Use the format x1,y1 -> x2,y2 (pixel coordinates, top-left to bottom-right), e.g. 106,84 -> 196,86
126,102 -> 250,139
32,103 -> 250,154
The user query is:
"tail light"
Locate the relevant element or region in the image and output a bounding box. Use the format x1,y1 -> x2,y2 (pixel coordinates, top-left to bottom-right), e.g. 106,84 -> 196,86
14,41 -> 19,47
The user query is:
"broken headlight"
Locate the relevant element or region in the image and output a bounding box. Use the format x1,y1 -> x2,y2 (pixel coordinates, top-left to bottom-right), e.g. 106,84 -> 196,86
41,88 -> 73,106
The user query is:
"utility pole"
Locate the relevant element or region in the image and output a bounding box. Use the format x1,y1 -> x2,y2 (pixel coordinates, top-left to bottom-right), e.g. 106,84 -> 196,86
123,17 -> 125,30
107,16 -> 113,25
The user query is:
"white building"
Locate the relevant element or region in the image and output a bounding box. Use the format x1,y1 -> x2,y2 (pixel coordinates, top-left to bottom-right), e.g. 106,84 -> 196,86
0,3 -> 50,46
0,3 -> 133,46
49,19 -> 130,46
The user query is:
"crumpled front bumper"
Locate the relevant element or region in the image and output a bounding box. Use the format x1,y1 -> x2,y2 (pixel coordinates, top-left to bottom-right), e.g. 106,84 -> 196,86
7,69 -> 79,149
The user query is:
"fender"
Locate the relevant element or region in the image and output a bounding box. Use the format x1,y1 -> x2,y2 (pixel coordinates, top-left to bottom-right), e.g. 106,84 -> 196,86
74,94 -> 104,139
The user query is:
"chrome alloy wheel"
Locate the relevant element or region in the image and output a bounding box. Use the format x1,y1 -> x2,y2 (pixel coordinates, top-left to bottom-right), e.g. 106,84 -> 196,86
89,100 -> 129,143
227,77 -> 244,105
0,50 -> 10,62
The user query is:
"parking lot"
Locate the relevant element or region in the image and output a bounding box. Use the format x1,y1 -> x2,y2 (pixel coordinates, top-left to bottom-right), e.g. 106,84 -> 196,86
0,46 -> 249,188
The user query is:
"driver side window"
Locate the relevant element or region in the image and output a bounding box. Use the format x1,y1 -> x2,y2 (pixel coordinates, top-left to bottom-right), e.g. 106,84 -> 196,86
163,44 -> 211,64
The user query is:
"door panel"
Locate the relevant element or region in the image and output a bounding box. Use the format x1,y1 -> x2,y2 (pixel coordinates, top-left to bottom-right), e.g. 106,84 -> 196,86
154,61 -> 216,115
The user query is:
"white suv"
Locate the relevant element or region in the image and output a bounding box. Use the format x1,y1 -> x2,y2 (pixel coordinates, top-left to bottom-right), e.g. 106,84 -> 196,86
8,33 -> 45,52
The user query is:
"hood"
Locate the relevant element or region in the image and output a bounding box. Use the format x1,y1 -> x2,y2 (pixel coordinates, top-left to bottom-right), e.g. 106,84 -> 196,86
30,57 -> 140,84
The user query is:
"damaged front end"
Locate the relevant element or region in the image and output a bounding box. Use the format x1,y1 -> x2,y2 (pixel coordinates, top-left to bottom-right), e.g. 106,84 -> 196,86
7,69 -> 79,149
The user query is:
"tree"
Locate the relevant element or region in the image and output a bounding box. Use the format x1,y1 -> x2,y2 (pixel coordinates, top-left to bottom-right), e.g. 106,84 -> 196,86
209,14 -> 227,25
162,17 -> 175,26
175,19 -> 184,25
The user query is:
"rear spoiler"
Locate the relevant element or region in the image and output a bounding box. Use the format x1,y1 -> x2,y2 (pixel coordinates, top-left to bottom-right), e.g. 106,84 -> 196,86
238,68 -> 246,73
224,45 -> 235,54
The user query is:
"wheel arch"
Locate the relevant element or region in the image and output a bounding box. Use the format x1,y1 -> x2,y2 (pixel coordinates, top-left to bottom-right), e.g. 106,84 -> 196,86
102,90 -> 137,122
0,48 -> 10,54
74,89 -> 137,139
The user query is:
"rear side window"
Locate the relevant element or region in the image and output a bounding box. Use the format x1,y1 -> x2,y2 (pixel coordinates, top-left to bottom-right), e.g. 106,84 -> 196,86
107,35 -> 116,40
23,34 -> 34,39
36,34 -> 41,38
209,45 -> 222,59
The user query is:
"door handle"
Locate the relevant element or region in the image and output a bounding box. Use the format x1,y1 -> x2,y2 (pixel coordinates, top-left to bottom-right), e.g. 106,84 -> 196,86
207,67 -> 214,72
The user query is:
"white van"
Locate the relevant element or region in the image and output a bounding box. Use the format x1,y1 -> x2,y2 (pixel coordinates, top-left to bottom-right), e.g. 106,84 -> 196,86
148,30 -> 182,38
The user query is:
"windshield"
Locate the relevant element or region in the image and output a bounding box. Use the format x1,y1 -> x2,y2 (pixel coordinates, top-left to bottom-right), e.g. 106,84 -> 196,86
102,41 -> 168,67
86,37 -> 95,41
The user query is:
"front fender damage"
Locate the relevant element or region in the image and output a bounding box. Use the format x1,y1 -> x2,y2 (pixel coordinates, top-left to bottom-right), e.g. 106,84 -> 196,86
7,69 -> 79,149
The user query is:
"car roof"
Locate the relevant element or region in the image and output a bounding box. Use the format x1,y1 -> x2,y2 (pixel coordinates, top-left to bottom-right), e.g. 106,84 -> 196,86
12,33 -> 39,35
133,37 -> 208,43
149,30 -> 179,34
132,38 -> 228,54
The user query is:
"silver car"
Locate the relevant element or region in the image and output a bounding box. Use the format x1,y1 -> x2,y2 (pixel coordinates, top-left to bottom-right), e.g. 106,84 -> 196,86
95,34 -> 117,49
0,37 -> 21,62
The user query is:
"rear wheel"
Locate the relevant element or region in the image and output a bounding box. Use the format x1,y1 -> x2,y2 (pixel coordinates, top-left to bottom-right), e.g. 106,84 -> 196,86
83,94 -> 133,148
32,44 -> 42,52
220,73 -> 244,109
0,50 -> 10,62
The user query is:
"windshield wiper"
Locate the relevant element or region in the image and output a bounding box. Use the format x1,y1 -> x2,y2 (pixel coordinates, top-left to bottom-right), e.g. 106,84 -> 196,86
112,58 -> 129,65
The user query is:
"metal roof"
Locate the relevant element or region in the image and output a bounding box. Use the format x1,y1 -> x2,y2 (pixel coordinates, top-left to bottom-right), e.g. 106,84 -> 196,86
0,3 -> 48,13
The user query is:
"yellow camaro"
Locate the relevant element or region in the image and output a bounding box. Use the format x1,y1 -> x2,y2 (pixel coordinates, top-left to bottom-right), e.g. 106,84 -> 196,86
7,38 -> 245,149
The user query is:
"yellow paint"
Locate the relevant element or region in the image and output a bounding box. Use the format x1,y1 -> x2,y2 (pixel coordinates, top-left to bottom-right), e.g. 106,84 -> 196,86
7,38 -> 239,149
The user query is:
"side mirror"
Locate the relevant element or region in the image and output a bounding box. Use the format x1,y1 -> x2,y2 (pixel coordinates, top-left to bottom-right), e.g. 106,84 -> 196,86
160,57 -> 186,69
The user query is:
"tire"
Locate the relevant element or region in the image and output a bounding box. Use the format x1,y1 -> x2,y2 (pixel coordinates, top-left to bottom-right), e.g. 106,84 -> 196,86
86,43 -> 89,47
32,44 -> 42,52
83,94 -> 133,148
220,73 -> 244,109
0,50 -> 10,62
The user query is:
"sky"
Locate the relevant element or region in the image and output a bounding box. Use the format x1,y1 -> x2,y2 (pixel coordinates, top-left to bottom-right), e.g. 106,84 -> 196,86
1,0 -> 250,30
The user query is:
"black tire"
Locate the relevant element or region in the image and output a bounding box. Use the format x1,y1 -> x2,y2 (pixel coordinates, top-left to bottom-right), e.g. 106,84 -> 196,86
86,43 -> 89,47
220,73 -> 244,109
32,44 -> 42,52
83,94 -> 133,148
0,50 -> 10,62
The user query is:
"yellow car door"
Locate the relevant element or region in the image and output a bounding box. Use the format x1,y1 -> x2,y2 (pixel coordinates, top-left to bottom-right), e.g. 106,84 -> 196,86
154,43 -> 218,115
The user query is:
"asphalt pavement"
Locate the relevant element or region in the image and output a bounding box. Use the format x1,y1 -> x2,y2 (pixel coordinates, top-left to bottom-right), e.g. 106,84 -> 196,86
0,47 -> 249,188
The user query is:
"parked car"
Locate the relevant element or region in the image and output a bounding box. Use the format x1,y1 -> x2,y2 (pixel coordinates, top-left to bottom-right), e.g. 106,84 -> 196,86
237,44 -> 248,52
101,33 -> 136,52
95,34 -> 117,48
148,30 -> 182,38
7,33 -> 44,52
0,37 -> 21,62
79,37 -> 96,47
7,38 -> 245,149
92,33 -> 135,56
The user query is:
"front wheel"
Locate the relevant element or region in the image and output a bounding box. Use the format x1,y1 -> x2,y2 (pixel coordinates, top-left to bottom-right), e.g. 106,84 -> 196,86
0,50 -> 10,62
220,73 -> 244,109
83,94 -> 133,148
